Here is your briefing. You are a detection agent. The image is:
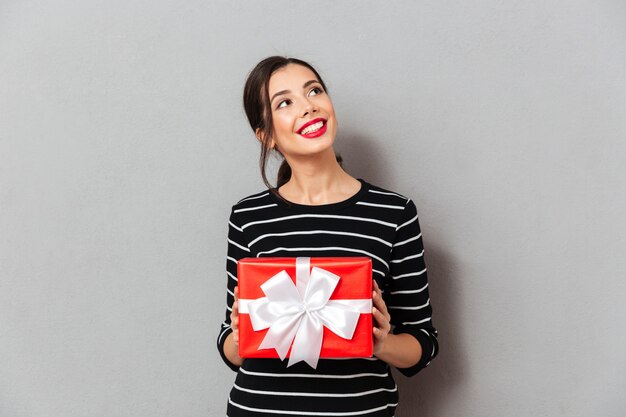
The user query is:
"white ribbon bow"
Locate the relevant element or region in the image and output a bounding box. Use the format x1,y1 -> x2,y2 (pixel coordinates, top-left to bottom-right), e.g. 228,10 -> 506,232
238,257 -> 372,368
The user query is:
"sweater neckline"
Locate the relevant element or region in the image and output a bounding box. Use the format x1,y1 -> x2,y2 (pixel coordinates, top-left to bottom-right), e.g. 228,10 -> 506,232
268,178 -> 369,213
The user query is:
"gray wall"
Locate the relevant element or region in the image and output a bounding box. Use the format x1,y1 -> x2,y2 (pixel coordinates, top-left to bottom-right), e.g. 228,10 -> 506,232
1,1 -> 625,416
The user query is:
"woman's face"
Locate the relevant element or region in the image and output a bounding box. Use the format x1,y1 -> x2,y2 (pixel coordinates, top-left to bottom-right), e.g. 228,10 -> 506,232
262,63 -> 337,159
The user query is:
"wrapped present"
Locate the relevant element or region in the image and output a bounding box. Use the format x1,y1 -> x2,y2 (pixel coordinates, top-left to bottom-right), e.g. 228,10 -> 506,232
237,257 -> 373,368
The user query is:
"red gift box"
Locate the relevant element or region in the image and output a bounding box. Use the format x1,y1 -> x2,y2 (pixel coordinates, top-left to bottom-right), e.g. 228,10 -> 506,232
237,257 -> 373,367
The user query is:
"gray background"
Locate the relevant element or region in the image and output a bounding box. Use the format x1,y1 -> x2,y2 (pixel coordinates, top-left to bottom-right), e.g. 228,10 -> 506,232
1,1 -> 625,416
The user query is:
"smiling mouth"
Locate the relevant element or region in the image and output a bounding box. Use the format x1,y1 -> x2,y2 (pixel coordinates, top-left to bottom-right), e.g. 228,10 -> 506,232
299,120 -> 325,135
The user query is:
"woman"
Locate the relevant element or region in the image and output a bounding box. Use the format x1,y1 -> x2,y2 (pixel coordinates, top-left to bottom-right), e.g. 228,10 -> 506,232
217,56 -> 438,416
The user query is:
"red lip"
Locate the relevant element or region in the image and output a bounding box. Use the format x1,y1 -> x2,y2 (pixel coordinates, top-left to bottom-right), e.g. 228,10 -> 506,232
297,117 -> 327,134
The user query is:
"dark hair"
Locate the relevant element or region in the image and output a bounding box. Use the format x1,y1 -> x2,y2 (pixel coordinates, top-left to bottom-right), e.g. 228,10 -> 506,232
242,56 -> 343,193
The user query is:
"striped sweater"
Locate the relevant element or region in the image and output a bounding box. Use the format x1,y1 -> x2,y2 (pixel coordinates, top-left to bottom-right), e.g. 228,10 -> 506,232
217,178 -> 438,416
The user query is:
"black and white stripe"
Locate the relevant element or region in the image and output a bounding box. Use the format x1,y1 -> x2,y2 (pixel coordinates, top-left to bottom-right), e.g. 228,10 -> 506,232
217,178 -> 438,416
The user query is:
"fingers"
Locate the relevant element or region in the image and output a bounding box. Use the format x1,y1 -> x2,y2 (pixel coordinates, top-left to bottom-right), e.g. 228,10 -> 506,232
232,286 -> 239,315
230,311 -> 239,346
372,325 -> 386,341
372,306 -> 391,334
372,280 -> 391,345
232,321 -> 239,345
372,280 -> 390,321
372,303 -> 390,356
372,289 -> 385,313
230,286 -> 240,346
230,305 -> 239,323
230,311 -> 239,328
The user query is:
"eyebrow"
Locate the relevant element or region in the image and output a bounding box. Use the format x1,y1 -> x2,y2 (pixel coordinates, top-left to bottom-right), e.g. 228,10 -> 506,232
270,79 -> 320,104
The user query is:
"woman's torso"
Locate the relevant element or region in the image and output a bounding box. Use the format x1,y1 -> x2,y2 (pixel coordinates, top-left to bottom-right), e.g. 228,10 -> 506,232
225,178 -> 417,416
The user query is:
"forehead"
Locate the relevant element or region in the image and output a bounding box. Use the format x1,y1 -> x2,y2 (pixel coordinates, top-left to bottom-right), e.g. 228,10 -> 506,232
268,64 -> 319,95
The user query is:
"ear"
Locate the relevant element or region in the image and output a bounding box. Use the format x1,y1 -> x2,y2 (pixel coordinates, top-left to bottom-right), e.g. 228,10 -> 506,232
256,128 -> 275,149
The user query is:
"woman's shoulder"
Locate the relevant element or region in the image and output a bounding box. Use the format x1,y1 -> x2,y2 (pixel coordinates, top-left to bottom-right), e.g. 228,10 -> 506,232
362,178 -> 413,206
362,179 -> 423,227
230,188 -> 274,212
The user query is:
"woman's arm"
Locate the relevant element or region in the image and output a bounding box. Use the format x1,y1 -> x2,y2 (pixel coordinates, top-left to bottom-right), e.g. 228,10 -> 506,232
216,208 -> 250,371
381,198 -> 439,376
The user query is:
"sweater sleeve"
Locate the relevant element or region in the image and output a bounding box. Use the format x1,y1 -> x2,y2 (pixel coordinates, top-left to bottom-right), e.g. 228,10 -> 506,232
384,198 -> 439,377
216,206 -> 251,371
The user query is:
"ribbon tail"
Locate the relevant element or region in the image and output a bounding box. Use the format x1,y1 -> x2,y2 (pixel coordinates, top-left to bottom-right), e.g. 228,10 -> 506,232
288,313 -> 323,368
259,313 -> 303,360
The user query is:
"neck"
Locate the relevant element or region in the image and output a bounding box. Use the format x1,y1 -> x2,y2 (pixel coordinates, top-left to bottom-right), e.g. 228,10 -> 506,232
280,147 -> 358,205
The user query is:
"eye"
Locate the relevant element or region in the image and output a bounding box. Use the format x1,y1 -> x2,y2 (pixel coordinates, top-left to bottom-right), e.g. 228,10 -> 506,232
276,99 -> 292,109
309,86 -> 324,96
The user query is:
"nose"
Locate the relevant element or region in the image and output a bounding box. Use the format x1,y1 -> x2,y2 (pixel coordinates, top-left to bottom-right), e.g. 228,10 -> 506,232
301,98 -> 318,117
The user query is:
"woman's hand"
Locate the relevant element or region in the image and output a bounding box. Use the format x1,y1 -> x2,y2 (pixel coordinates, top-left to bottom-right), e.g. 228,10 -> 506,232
223,286 -> 244,366
230,286 -> 240,347
370,280 -> 423,368
372,280 -> 391,357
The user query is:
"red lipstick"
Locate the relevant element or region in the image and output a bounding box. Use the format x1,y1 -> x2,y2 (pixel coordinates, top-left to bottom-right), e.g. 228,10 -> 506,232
297,118 -> 327,139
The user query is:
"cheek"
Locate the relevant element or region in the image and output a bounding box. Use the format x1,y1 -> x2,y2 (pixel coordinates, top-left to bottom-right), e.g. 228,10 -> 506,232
325,104 -> 337,126
272,113 -> 295,134
322,99 -> 336,120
